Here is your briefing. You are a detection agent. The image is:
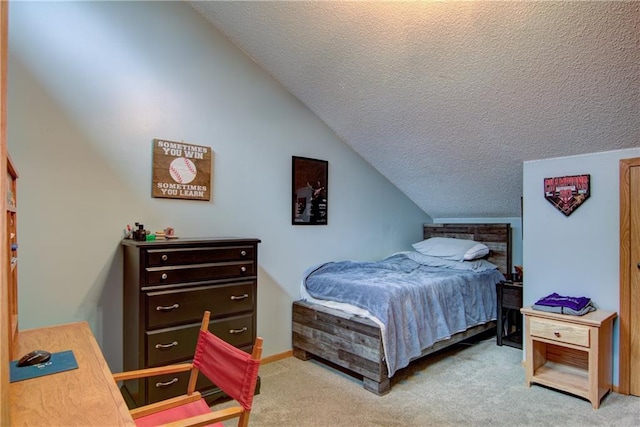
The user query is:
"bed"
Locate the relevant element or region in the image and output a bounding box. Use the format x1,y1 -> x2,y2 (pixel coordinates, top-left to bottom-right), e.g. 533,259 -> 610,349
292,223 -> 512,395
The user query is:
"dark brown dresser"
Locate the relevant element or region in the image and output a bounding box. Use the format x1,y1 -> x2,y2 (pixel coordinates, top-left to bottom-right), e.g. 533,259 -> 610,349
121,237 -> 260,407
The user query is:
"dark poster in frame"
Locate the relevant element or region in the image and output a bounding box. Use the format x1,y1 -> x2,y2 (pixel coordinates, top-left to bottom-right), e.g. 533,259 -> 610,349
292,156 -> 328,225
543,174 -> 590,217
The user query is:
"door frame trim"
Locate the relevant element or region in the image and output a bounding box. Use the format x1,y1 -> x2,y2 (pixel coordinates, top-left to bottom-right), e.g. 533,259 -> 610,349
619,157 -> 640,395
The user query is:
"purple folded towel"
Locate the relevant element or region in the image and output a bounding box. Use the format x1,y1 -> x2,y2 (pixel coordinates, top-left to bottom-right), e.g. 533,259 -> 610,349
535,293 -> 591,312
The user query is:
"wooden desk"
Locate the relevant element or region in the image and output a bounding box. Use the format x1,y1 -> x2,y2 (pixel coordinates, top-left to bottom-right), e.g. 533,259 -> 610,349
10,322 -> 135,426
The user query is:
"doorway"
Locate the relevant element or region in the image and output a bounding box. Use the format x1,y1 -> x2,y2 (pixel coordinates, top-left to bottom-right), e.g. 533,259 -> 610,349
619,157 -> 640,395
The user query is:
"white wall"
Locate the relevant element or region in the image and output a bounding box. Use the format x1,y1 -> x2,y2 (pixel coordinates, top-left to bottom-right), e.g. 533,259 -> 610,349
7,1 -> 431,371
523,147 -> 640,386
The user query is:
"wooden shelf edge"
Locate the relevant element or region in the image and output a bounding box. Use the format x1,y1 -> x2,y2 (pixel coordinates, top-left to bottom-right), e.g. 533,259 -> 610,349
532,364 -> 589,398
6,152 -> 16,178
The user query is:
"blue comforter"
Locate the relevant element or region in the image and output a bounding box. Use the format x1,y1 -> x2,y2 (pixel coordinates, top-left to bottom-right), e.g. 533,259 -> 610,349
302,252 -> 504,376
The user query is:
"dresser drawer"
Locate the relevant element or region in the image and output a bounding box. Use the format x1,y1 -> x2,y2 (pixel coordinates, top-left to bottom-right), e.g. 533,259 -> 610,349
146,369 -> 216,404
145,261 -> 255,286
145,246 -> 255,267
146,314 -> 255,367
210,314 -> 254,348
146,282 -> 256,329
529,317 -> 590,347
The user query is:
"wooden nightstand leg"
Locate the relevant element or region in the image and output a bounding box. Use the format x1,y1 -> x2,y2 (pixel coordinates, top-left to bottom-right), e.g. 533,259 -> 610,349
496,283 -> 504,346
589,332 -> 599,409
524,323 -> 533,387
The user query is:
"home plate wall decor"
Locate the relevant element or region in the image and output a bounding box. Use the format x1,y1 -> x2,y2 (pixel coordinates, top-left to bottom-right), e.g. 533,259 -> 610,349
152,139 -> 212,201
543,174 -> 590,217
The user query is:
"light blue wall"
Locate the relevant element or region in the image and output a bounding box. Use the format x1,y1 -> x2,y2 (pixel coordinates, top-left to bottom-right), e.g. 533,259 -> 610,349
523,147 -> 640,386
6,1 -> 431,371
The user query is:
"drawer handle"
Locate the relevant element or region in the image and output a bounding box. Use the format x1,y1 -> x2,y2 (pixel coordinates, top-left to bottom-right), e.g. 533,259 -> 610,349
161,254 -> 168,262
240,250 -> 247,257
161,273 -> 168,280
156,303 -> 179,312
230,294 -> 249,301
155,341 -> 178,349
240,266 -> 247,273
554,331 -> 561,337
155,378 -> 179,388
229,327 -> 248,335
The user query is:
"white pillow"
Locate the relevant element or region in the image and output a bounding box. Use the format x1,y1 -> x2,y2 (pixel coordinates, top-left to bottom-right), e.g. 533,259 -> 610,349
463,243 -> 490,261
403,251 -> 499,272
411,237 -> 489,261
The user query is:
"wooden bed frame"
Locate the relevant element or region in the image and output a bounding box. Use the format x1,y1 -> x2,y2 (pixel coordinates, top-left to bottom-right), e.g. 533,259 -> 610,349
292,223 -> 512,395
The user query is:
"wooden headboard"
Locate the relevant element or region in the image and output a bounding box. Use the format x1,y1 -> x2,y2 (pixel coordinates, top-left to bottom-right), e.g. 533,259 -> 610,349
422,223 -> 512,276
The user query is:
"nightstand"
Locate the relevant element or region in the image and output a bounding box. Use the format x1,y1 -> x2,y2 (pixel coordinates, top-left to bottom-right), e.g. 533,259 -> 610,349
521,306 -> 616,409
496,281 -> 523,348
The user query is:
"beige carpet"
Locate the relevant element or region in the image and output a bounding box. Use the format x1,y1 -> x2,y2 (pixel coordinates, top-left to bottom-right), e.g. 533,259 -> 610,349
217,336 -> 640,426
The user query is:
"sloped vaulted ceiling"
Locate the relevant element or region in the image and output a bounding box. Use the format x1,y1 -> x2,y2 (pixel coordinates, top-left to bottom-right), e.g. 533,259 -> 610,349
189,1 -> 640,218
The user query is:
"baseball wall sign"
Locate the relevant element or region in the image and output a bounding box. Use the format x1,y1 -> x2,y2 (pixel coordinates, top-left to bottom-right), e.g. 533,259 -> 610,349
152,139 -> 212,201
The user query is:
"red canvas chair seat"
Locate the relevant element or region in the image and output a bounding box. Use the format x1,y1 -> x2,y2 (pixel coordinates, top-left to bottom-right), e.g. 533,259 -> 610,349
113,311 -> 263,427
134,399 -> 217,427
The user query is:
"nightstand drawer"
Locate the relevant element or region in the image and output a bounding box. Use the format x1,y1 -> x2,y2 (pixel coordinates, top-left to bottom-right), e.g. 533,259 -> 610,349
502,287 -> 523,308
529,317 -> 590,347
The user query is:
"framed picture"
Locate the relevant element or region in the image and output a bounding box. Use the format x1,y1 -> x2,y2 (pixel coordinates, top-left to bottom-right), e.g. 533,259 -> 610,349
292,156 -> 328,225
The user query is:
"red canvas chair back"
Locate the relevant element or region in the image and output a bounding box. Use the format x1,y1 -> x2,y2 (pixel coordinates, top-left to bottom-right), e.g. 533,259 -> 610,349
193,329 -> 261,411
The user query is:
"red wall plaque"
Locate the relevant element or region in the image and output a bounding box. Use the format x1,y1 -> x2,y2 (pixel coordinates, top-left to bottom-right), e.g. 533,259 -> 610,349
543,174 -> 590,217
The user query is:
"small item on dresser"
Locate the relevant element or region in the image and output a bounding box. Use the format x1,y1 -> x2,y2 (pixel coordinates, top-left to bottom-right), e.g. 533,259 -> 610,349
514,265 -> 523,281
154,228 -> 177,239
157,227 -> 178,239
133,223 -> 147,241
532,292 -> 596,316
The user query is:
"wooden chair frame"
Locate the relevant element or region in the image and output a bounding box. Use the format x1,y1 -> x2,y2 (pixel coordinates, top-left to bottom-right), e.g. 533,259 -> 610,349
113,311 -> 263,427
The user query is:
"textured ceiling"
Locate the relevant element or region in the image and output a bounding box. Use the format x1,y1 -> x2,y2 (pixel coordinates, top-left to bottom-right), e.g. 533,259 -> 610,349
189,1 -> 640,218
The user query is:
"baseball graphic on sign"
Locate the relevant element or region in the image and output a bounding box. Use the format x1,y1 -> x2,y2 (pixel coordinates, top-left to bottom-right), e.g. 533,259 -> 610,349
169,157 -> 197,184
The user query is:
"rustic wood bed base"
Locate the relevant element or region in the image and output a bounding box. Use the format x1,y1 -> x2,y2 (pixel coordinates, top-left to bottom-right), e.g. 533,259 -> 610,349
292,223 -> 512,395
